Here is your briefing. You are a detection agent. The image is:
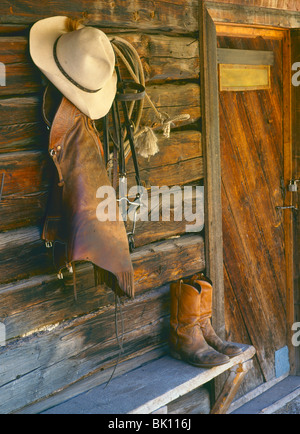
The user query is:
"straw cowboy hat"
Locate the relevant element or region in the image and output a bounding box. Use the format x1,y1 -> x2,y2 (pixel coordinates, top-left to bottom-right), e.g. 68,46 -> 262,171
30,16 -> 117,120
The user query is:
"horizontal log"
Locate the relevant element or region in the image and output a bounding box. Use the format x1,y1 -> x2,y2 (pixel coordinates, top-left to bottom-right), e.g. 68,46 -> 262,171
206,0 -> 300,12
0,83 -> 200,127
131,234 -> 205,292
208,2 -> 300,28
0,150 -> 51,198
127,129 -> 203,188
0,24 -> 28,35
0,34 -> 199,97
133,185 -> 204,247
0,83 -> 199,147
0,190 -> 48,232
0,122 -> 45,153
0,226 -> 53,284
128,157 -> 203,188
0,131 -> 203,232
115,33 -> 200,82
0,184 -> 204,240
0,96 -> 41,126
0,232 -> 205,337
127,130 -> 202,172
143,83 -> 200,128
0,37 -> 41,95
0,285 -> 171,413
0,1 -> 199,33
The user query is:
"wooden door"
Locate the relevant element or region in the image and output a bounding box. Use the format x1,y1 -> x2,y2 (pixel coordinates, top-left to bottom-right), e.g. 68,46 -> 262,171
291,29 -> 300,375
217,27 -> 293,384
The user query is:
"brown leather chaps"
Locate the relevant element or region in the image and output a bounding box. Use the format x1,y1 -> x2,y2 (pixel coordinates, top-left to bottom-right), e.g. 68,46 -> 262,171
42,95 -> 134,299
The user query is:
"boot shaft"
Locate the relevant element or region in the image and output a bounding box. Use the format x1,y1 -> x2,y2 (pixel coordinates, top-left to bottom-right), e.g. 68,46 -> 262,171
170,280 -> 202,329
187,274 -> 213,320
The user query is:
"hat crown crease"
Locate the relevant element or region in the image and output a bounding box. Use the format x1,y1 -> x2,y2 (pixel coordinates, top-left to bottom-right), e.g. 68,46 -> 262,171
56,27 -> 115,91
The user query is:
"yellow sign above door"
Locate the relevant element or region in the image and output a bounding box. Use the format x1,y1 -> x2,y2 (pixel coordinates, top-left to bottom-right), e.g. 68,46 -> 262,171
219,64 -> 271,91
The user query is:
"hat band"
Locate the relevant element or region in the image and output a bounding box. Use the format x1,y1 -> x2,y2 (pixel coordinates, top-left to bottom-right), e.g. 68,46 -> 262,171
53,36 -> 102,94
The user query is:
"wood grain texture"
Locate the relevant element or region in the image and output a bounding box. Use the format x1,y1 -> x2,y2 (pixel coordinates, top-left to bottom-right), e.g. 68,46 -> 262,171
208,3 -> 300,29
0,2 -> 205,412
206,0 -> 300,11
143,82 -> 201,128
291,29 -> 300,375
0,131 -> 203,232
219,33 -> 288,381
0,0 -> 199,32
0,34 -> 199,97
0,83 -> 199,153
0,285 -> 171,414
0,223 -> 205,289
199,4 -> 225,338
0,37 -> 42,95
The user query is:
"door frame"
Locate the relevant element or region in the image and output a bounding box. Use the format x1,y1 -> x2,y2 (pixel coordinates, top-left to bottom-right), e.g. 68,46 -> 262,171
199,1 -> 298,374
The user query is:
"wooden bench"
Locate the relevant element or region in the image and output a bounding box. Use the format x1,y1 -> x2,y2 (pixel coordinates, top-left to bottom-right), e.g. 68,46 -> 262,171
23,344 -> 255,414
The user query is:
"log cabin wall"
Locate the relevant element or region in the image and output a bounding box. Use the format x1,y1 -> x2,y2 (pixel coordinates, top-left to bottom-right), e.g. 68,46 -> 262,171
0,1 -> 207,414
0,0 -> 299,414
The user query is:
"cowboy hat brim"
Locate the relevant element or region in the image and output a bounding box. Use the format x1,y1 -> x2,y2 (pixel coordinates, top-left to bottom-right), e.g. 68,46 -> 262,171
29,16 -> 117,120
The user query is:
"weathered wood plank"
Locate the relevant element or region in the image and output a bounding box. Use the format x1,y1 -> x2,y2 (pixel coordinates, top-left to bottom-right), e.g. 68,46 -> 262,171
206,0 -> 300,11
0,190 -> 48,231
0,84 -> 198,148
0,150 -> 50,199
0,34 -> 199,98
0,0 -> 199,32
0,122 -> 45,153
143,83 -> 200,128
0,96 -> 41,126
291,29 -> 300,375
0,184 -> 204,241
0,225 -> 204,295
217,48 -> 274,65
133,187 -> 204,248
0,24 -> 28,35
219,34 -> 287,382
116,33 -> 200,82
128,157 -> 203,189
0,86 -> 198,128
0,36 -> 42,95
0,227 -> 53,284
131,234 -> 205,292
199,4 -> 225,340
0,285 -> 171,414
127,130 -> 202,173
0,131 -> 203,232
16,346 -> 168,414
208,2 -> 300,28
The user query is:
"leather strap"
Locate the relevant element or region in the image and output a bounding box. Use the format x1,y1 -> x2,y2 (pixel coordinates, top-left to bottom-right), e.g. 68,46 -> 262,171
115,66 -> 142,187
116,81 -> 145,102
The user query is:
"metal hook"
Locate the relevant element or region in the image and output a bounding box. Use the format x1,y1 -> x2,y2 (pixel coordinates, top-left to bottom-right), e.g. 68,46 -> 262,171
276,205 -> 298,212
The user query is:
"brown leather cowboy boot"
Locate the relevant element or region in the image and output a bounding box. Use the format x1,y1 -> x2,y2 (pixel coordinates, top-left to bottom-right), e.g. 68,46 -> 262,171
187,274 -> 243,357
170,280 -> 230,368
